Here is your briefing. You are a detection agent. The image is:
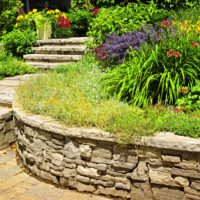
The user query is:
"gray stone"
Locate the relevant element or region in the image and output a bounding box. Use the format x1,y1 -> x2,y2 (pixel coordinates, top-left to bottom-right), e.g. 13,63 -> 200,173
91,157 -> 111,165
64,163 -> 76,169
51,153 -> 64,166
77,166 -> 100,178
102,175 -> 129,184
152,186 -> 184,200
63,168 -> 76,178
176,161 -> 197,170
86,163 -> 107,171
52,138 -> 65,146
39,170 -> 58,184
147,158 -> 162,166
115,182 -> 131,191
90,179 -> 114,187
92,148 -> 112,160
161,155 -> 181,163
64,141 -> 80,159
106,169 -> 125,178
64,157 -> 85,166
77,182 -> 96,192
77,175 -> 90,184
171,168 -> 200,179
111,160 -> 137,172
96,186 -> 131,199
79,144 -> 92,158
129,161 -> 148,182
50,168 -> 63,176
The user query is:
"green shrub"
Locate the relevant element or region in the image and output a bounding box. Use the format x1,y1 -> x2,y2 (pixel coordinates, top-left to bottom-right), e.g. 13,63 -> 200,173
0,52 -> 37,78
0,0 -> 22,38
87,1 -> 165,46
67,9 -> 93,36
103,27 -> 200,106
1,29 -> 37,57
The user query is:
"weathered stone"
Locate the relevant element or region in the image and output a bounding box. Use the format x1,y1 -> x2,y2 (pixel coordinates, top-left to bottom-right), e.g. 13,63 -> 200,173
52,138 -> 65,146
113,154 -> 121,161
149,169 -> 178,187
102,175 -> 129,184
79,144 -> 92,158
92,148 -> 112,160
152,186 -> 184,200
184,194 -> 200,200
191,181 -> 200,191
86,163 -> 107,171
77,182 -> 96,192
60,177 -> 77,189
45,141 -> 63,150
176,160 -> 197,170
38,161 -> 50,172
91,157 -> 111,165
50,168 -> 63,176
161,155 -> 181,163
162,149 -> 182,156
39,170 -> 58,184
106,169 -> 125,178
115,182 -> 131,191
77,166 -> 100,178
139,146 -> 161,158
129,161 -> 148,182
64,163 -> 76,169
111,160 -> 137,172
50,164 -> 63,171
64,141 -> 80,159
77,175 -> 90,184
63,168 -> 76,178
74,138 -> 97,147
24,152 -> 36,165
64,158 -> 85,166
174,176 -> 189,187
132,182 -> 153,200
147,158 -> 162,166
96,186 -> 131,199
28,165 -> 40,176
127,155 -> 138,163
91,179 -> 114,187
171,168 -> 200,179
185,187 -> 200,197
50,153 -> 64,166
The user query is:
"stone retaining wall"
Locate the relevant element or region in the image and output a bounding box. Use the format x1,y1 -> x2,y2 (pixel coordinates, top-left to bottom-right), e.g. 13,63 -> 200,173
13,105 -> 200,200
0,107 -> 15,150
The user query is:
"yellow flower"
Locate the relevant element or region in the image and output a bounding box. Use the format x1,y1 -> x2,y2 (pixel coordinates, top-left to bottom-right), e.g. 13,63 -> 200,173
196,25 -> 200,33
28,11 -> 33,16
15,23 -> 19,28
55,9 -> 60,14
25,15 -> 29,20
55,14 -> 59,19
16,15 -> 24,21
32,9 -> 37,13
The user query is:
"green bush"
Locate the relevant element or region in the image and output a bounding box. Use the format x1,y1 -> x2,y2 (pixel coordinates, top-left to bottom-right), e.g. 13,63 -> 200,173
103,27 -> 200,106
87,1 -> 165,46
1,29 -> 37,57
0,52 -> 37,78
67,9 -> 93,36
0,0 -> 22,38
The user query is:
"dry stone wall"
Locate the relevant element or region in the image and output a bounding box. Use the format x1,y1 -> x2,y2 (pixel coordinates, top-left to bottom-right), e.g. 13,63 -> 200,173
13,106 -> 200,200
0,108 -> 15,150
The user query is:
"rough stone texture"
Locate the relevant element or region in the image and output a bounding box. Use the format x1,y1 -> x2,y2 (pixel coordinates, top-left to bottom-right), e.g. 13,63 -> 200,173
13,104 -> 200,200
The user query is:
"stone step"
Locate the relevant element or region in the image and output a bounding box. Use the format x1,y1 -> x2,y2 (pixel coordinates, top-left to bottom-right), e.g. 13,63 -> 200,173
24,54 -> 82,63
26,62 -> 72,69
32,45 -> 86,55
37,37 -> 88,46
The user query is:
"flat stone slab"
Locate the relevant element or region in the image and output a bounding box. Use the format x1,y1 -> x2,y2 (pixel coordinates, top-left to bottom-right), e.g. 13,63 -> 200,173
37,37 -> 88,46
26,62 -> 73,69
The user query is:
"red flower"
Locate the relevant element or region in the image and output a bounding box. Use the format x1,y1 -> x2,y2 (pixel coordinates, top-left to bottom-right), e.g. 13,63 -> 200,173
161,19 -> 171,27
174,51 -> 181,57
167,50 -> 174,57
192,42 -> 199,48
174,108 -> 182,113
57,16 -> 70,28
180,88 -> 189,93
92,8 -> 100,16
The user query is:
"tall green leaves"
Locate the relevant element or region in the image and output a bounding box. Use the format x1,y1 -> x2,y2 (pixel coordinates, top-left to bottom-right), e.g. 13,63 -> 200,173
103,30 -> 200,106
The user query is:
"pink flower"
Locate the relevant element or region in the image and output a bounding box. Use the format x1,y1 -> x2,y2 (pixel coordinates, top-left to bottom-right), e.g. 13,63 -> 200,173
174,51 -> 181,57
161,19 -> 171,27
92,8 -> 100,16
192,42 -> 199,48
167,50 -> 174,57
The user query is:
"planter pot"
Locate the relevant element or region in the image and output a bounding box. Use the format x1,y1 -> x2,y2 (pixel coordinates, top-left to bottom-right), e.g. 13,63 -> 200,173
37,22 -> 52,40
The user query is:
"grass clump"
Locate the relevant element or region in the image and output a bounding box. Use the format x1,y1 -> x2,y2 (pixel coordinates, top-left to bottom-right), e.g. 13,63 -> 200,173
0,52 -> 37,78
16,56 -> 200,143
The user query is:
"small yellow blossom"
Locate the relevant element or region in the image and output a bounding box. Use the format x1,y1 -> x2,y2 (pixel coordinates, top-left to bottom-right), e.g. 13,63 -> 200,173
25,15 -> 29,20
15,23 -> 19,28
32,9 -> 37,13
196,25 -> 200,33
55,9 -> 60,14
55,14 -> 59,19
16,15 -> 24,21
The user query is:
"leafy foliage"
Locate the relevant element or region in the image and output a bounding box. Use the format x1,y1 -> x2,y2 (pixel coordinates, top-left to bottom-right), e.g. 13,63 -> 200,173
0,52 -> 37,78
87,1 -> 164,46
103,25 -> 200,106
0,0 -> 22,38
2,29 -> 37,57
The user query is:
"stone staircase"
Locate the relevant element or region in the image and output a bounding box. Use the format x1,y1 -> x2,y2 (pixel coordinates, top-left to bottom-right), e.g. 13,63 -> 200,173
24,37 -> 88,69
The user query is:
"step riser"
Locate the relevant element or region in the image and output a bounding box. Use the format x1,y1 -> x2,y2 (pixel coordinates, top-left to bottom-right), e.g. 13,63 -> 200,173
33,50 -> 85,55
25,59 -> 80,63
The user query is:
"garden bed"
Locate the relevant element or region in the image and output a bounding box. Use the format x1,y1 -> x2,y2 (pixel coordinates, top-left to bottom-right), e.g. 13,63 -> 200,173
13,100 -> 200,200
